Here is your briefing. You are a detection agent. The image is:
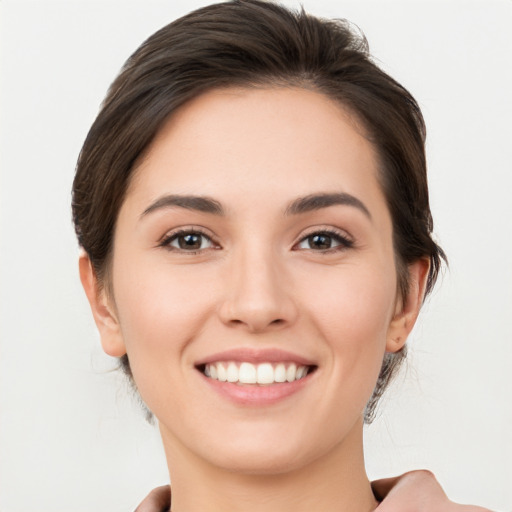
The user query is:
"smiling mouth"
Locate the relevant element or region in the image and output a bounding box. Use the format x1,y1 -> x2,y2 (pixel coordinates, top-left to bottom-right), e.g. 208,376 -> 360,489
197,361 -> 317,385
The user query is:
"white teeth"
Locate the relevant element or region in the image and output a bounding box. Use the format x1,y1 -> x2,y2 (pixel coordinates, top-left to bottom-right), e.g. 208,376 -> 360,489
286,363 -> 297,383
274,363 -> 286,383
296,366 -> 306,379
256,363 -> 274,384
239,362 -> 256,384
217,363 -> 227,382
227,362 -> 238,383
203,361 -> 310,385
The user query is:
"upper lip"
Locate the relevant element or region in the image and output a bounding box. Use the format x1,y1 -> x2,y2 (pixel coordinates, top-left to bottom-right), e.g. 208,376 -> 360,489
194,348 -> 317,367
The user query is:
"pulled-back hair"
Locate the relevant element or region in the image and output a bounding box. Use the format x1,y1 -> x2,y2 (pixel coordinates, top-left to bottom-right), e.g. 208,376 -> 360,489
72,0 -> 445,423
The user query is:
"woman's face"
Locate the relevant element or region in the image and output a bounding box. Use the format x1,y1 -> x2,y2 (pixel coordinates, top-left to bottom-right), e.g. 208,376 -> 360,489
87,87 -> 423,474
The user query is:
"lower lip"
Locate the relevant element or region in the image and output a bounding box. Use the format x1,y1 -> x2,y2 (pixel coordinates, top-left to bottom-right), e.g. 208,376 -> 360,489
199,372 -> 313,406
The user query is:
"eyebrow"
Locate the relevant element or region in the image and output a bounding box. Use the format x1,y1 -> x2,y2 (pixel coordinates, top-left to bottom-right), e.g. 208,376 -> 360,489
140,191 -> 370,220
141,194 -> 224,218
285,192 -> 371,219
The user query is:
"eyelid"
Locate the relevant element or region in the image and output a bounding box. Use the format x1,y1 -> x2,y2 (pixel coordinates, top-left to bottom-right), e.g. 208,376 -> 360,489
156,225 -> 354,253
293,226 -> 355,251
157,226 -> 220,251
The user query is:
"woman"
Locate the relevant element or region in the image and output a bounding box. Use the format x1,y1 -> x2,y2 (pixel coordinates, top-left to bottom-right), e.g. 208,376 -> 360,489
73,1 -> 493,510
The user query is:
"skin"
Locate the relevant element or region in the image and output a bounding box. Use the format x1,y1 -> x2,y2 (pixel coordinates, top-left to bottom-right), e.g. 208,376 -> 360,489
80,87 -> 429,512
373,471 -> 492,512
134,472 -> 493,511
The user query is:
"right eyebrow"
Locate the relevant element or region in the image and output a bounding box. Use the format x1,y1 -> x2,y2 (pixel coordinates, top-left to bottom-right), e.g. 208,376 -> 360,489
284,192 -> 372,220
140,194 -> 224,219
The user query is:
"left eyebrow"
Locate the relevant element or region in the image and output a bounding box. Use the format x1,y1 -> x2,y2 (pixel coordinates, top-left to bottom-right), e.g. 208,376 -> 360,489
140,194 -> 225,218
284,192 -> 372,220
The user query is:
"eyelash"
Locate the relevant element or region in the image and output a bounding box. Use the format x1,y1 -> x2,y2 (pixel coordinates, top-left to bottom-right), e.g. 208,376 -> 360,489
158,228 -> 354,254
159,228 -> 218,254
294,228 -> 354,253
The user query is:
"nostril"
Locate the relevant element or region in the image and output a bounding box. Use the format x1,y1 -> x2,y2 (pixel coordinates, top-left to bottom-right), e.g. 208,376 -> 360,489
228,318 -> 285,329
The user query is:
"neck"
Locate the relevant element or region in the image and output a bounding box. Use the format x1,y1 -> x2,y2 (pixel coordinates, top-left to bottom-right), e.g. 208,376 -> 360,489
160,419 -> 377,512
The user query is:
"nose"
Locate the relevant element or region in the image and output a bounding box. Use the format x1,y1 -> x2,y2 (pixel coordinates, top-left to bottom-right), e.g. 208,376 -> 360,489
218,247 -> 298,333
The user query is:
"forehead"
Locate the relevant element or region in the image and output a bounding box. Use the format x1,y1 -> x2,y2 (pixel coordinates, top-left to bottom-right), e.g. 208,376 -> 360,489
127,86 -> 386,217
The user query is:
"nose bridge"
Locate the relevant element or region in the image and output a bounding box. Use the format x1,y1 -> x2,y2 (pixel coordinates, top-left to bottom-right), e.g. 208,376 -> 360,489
219,239 -> 296,331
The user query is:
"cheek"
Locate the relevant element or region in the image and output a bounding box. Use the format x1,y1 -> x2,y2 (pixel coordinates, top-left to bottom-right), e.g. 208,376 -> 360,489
112,257 -> 217,364
111,259 -> 222,415
302,263 -> 397,392
305,259 -> 396,335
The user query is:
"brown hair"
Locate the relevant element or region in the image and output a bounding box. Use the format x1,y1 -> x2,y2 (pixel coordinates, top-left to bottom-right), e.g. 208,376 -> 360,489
72,0 -> 445,423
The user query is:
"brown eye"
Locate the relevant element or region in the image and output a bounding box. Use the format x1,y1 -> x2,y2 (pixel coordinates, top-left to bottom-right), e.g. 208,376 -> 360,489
307,234 -> 332,250
180,234 -> 203,249
166,231 -> 214,251
296,231 -> 353,251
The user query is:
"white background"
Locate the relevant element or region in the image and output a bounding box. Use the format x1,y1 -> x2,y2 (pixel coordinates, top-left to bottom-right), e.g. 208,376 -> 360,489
1,1 -> 511,510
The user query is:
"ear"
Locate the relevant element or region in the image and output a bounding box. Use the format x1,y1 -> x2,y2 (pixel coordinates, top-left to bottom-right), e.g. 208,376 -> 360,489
79,252 -> 127,357
386,259 -> 430,353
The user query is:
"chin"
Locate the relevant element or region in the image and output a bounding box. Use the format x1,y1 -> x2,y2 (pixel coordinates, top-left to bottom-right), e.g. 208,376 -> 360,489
190,421 -> 346,476
209,445 -> 315,476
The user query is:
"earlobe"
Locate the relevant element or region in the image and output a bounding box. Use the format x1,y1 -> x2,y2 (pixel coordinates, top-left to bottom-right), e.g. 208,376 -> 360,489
78,252 -> 127,357
386,259 -> 430,353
